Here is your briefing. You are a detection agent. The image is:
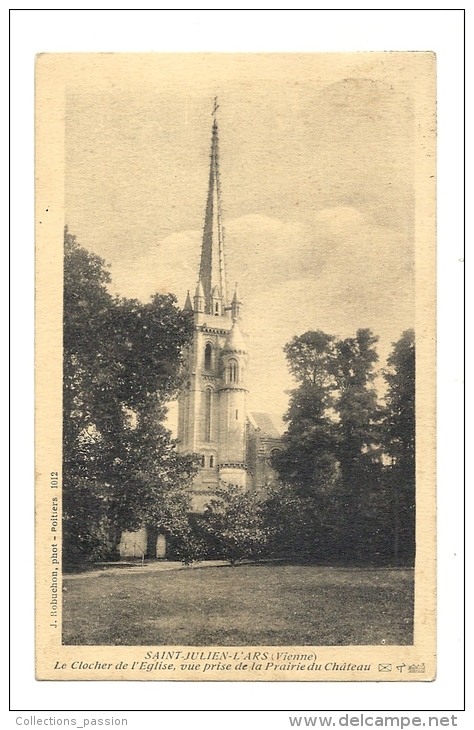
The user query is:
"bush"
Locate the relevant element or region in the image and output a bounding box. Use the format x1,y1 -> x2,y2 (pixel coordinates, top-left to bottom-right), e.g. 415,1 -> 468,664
200,484 -> 268,565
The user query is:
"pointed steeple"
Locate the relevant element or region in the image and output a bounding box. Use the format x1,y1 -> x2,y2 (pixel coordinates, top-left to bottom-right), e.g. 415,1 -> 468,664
184,290 -> 193,311
198,104 -> 228,315
194,280 -> 205,313
231,282 -> 242,322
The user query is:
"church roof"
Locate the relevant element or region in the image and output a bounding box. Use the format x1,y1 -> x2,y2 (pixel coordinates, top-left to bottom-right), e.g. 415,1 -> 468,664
248,412 -> 285,438
223,321 -> 247,352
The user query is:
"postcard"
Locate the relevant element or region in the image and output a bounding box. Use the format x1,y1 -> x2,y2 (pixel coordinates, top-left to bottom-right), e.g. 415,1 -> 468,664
35,52 -> 436,681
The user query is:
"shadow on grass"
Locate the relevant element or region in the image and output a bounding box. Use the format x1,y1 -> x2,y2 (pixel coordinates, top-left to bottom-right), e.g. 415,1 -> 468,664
63,560 -> 146,575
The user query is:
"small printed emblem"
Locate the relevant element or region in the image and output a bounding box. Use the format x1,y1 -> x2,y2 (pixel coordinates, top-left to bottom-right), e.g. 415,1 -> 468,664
408,663 -> 426,673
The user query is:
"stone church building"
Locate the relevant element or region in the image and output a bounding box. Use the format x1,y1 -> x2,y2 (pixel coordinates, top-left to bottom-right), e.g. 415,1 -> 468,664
120,114 -> 283,557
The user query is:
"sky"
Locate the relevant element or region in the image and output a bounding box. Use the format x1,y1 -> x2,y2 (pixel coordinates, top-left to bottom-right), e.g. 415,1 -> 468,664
65,53 -> 417,423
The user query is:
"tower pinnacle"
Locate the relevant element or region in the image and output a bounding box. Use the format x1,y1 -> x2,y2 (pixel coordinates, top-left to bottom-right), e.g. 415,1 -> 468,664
198,104 -> 228,314
184,290 -> 193,311
231,282 -> 242,322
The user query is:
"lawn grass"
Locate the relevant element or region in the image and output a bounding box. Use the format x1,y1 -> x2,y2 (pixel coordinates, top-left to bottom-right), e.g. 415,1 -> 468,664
62,563 -> 414,646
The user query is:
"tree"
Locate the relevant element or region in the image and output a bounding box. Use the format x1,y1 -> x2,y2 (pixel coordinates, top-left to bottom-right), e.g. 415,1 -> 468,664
333,329 -> 383,481
62,228 -> 195,564
271,328 -> 387,563
283,330 -> 336,387
262,482 -> 344,562
274,329 -> 383,498
382,329 -> 416,565
63,228 -> 114,458
383,329 -> 415,479
269,330 -> 342,561
272,331 -> 339,496
200,484 -> 268,565
331,329 -> 385,557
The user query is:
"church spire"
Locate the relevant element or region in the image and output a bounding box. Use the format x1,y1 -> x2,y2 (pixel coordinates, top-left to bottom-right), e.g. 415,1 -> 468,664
198,100 -> 228,315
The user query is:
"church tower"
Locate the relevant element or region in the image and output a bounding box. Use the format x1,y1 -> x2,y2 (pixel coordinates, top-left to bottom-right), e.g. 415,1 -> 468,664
119,106 -> 283,558
177,109 -> 249,511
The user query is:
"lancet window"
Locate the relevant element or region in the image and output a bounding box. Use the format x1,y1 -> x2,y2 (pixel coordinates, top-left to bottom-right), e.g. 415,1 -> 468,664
205,387 -> 212,442
204,343 -> 212,371
228,358 -> 239,384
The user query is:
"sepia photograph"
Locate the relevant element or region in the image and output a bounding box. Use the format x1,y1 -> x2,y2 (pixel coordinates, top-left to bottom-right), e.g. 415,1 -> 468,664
35,52 -> 436,680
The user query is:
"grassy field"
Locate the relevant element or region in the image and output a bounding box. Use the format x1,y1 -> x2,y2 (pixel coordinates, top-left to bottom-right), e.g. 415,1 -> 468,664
62,563 -> 414,646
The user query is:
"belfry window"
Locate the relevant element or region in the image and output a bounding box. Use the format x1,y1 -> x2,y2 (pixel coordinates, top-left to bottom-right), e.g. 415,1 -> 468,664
201,455 -> 205,468
204,343 -> 212,371
228,359 -> 239,384
209,455 -> 214,468
205,388 -> 212,442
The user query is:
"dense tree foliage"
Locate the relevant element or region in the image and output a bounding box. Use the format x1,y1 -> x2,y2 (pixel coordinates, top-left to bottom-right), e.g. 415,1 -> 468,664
63,228 -> 196,564
333,329 -> 383,491
270,328 -> 415,565
383,329 -> 415,479
273,332 -> 339,496
200,484 -> 268,565
263,482 -> 343,562
382,329 -> 416,564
